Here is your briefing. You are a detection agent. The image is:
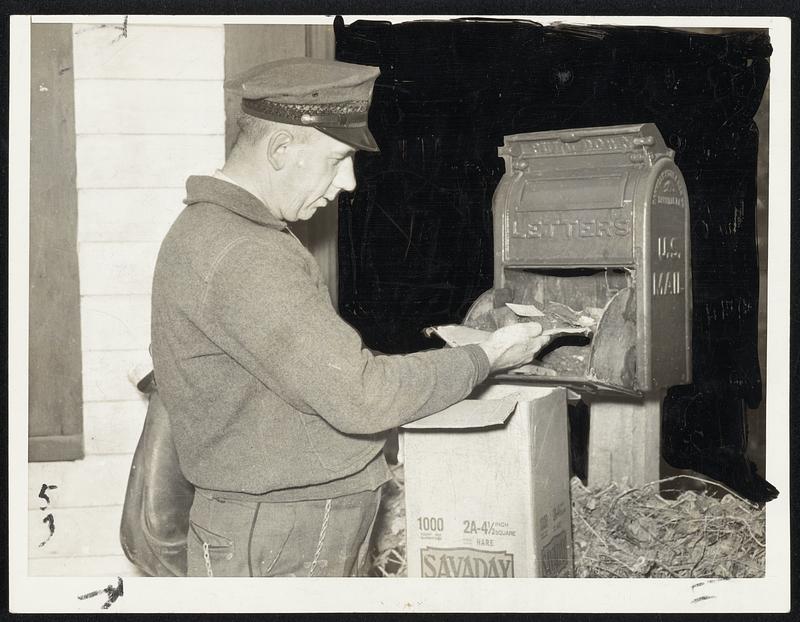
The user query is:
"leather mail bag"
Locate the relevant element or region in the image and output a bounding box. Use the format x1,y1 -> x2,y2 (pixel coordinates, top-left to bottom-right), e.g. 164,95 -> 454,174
120,380 -> 194,577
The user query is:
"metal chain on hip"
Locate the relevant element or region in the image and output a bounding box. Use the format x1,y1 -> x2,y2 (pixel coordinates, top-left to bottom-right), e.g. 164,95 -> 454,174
203,542 -> 213,577
308,499 -> 332,577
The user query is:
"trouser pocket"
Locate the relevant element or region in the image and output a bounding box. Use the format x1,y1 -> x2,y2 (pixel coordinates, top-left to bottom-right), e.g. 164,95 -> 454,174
354,489 -> 382,576
188,521 -> 234,577
187,490 -> 254,577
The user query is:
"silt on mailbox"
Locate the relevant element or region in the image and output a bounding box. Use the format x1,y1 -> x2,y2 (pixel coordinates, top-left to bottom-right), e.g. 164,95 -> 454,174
467,123 -> 692,396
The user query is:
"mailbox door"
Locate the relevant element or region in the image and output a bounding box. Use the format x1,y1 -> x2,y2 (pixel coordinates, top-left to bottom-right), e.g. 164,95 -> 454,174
500,168 -> 637,269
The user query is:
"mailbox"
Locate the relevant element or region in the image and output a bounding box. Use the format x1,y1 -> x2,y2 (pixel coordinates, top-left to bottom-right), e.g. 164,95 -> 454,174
464,124 -> 692,396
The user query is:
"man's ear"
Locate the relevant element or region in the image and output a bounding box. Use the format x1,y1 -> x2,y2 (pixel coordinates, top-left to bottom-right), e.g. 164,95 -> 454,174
266,130 -> 293,170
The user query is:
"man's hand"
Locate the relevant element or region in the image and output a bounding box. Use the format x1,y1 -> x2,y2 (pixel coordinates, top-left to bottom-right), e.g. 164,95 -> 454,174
478,322 -> 549,373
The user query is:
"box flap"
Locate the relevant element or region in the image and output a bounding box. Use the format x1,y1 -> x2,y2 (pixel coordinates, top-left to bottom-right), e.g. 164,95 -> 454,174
402,398 -> 518,430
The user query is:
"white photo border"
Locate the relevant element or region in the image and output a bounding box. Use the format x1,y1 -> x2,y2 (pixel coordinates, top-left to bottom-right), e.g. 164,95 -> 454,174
8,13 -> 791,614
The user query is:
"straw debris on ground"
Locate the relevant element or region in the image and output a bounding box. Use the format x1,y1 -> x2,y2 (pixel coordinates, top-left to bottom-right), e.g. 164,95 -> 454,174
368,463 -> 407,577
570,474 -> 765,578
368,466 -> 765,578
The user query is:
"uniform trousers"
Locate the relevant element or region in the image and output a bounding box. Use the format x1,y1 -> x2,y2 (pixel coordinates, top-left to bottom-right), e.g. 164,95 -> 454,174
187,487 -> 382,577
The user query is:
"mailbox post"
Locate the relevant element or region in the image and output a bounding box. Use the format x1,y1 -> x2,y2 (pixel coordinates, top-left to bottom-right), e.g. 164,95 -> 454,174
465,123 -> 692,486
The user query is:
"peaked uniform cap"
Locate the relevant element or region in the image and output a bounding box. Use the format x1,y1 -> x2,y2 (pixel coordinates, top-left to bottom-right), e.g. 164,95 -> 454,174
225,57 -> 381,152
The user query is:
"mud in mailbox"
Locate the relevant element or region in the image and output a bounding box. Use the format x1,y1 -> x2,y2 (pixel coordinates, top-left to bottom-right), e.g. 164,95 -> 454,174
468,123 -> 693,397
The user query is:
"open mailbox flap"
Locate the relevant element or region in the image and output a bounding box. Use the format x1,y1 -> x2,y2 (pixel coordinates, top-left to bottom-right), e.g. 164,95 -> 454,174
426,288 -> 646,399
402,398 -> 518,430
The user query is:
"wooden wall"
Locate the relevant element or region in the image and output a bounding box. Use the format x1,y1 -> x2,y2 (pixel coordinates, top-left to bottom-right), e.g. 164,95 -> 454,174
29,21 -> 226,576
28,21 -> 338,576
224,24 -> 339,306
304,26 -> 339,309
29,24 -> 84,462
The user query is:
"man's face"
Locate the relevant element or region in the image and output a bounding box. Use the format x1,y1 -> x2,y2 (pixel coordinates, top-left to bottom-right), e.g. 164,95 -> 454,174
278,131 -> 357,222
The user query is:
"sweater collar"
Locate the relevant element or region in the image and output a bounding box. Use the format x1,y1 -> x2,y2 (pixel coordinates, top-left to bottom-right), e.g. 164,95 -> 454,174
184,175 -> 287,230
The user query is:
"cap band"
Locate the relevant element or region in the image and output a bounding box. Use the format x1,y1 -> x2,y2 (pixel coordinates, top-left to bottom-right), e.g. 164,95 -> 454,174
242,98 -> 370,128
299,112 -> 368,126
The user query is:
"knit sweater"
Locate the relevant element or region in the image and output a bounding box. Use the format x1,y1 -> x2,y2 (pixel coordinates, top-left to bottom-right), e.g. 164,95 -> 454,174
151,176 -> 490,500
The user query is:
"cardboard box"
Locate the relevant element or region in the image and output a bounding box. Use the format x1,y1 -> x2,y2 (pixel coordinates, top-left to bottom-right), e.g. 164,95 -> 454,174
402,384 -> 573,577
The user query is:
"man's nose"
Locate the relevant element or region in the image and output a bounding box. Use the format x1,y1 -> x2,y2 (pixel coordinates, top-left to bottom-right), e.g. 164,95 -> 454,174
335,157 -> 357,193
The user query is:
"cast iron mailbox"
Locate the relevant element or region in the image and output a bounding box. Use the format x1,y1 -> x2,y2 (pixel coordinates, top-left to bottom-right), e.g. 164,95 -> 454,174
465,123 -> 692,396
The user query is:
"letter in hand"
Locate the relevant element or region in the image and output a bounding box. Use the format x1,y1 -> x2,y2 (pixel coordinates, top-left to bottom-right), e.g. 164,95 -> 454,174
478,322 -> 550,373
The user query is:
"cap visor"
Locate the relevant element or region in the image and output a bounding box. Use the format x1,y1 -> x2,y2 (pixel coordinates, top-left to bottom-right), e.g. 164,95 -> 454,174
316,125 -> 380,152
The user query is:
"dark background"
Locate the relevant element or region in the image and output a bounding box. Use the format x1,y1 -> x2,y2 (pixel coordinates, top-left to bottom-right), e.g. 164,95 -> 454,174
334,18 -> 775,502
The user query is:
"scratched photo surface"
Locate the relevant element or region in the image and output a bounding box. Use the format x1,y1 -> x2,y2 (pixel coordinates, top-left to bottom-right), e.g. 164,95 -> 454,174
334,19 -> 772,498
15,13 -> 788,612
